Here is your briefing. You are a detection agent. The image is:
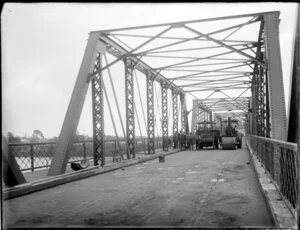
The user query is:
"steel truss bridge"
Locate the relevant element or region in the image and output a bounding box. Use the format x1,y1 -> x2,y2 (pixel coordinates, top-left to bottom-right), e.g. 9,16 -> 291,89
2,10 -> 299,228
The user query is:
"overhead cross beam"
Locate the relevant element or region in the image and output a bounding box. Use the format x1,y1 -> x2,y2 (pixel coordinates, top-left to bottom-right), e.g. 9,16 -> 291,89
132,19 -> 260,56
153,46 -> 253,70
169,72 -> 251,80
109,33 -> 255,44
182,25 -> 266,68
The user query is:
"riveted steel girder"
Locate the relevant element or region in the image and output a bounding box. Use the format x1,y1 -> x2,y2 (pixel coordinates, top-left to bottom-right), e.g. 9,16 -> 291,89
124,57 -> 135,158
161,82 -> 169,151
264,12 -> 287,141
172,89 -> 179,136
92,53 -> 105,166
147,73 -> 155,154
250,17 -> 271,138
252,60 -> 266,137
180,94 -> 187,134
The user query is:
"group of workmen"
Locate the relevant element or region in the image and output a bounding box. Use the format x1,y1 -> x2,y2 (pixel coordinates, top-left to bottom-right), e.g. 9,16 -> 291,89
172,131 -> 200,151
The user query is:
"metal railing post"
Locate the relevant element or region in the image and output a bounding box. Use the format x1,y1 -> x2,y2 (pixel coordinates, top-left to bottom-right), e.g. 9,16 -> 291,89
83,142 -> 86,160
30,144 -> 34,172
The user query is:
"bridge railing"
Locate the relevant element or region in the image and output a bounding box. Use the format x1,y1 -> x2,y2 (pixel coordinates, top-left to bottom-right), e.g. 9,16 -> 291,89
246,134 -> 298,217
8,138 -> 163,172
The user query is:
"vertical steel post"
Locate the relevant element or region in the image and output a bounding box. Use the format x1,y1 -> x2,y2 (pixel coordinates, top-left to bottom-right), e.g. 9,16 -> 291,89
83,142 -> 87,160
124,57 -> 135,158
256,39 -> 267,138
265,70 -> 271,138
191,99 -> 197,134
146,73 -> 155,154
180,93 -> 187,134
257,62 -> 263,136
264,12 -> 287,141
260,63 -> 266,137
161,82 -> 168,151
256,65 -> 261,136
92,53 -> 105,166
197,103 -> 202,129
247,100 -> 252,134
172,89 -> 178,136
251,65 -> 258,135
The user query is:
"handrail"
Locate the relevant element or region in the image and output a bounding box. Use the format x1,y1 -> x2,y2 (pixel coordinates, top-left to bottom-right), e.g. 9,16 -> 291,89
7,137 -> 163,146
246,134 -> 297,150
245,134 -> 298,218
8,138 -> 164,172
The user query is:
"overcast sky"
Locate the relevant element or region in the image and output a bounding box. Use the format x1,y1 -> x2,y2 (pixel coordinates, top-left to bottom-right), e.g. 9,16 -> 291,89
1,3 -> 298,138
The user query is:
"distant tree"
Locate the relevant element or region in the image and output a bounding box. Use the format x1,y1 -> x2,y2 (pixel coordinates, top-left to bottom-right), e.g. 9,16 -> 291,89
7,132 -> 14,141
31,129 -> 44,142
6,132 -> 21,143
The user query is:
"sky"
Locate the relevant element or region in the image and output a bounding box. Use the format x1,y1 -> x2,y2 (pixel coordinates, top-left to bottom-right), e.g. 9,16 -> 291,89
1,3 -> 298,138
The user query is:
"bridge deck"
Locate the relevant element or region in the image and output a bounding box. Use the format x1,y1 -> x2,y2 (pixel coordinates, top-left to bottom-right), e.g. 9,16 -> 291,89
3,147 -> 274,228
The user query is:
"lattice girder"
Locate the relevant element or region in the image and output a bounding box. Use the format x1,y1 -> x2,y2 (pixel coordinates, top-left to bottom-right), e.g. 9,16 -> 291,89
124,57 -> 135,158
92,53 -> 105,166
161,82 -> 169,151
172,90 -> 179,135
147,73 -> 155,154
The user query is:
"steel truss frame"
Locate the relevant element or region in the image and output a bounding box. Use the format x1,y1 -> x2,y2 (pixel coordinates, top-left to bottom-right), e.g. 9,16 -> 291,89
48,11 -> 288,175
91,12 -> 279,139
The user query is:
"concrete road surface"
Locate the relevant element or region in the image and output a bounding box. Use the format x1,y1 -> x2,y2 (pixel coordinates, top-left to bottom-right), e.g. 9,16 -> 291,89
3,147 -> 274,228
